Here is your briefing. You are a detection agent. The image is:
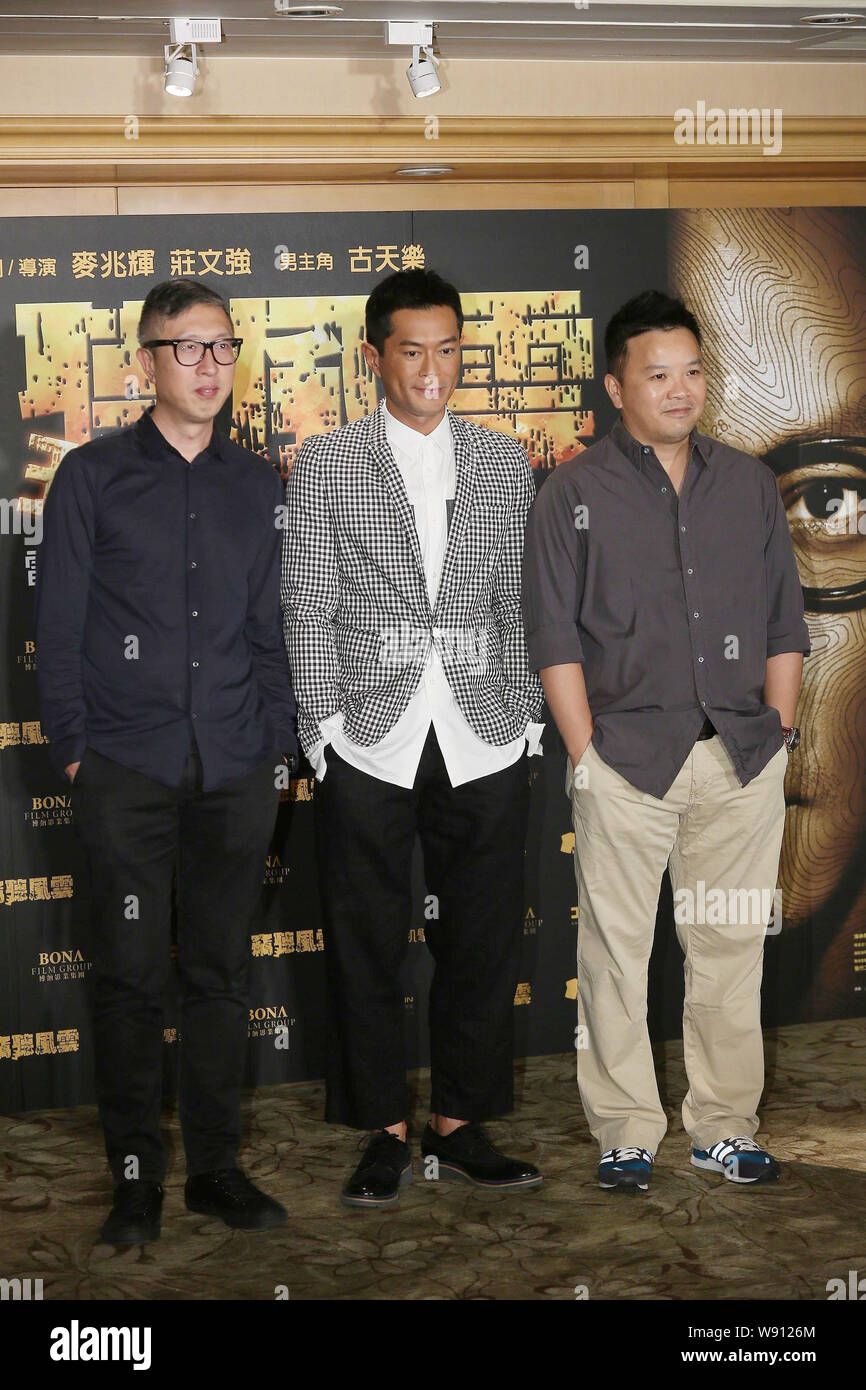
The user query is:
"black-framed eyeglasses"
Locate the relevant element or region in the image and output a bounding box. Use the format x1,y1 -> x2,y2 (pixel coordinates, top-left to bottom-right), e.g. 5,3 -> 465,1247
142,337 -> 243,366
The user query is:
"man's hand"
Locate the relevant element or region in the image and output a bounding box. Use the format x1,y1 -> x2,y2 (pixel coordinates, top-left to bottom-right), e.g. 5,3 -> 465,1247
65,761 -> 80,783
568,727 -> 594,768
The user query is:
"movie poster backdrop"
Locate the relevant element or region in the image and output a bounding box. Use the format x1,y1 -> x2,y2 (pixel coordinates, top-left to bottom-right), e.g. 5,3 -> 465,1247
1,208 -> 863,1111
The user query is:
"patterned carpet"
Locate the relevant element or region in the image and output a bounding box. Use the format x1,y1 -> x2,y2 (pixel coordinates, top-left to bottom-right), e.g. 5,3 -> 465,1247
1,1018 -> 865,1301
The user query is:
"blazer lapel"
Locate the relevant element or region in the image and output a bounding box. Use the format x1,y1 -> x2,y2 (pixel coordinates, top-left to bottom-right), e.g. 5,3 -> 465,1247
367,400 -> 430,615
435,409 -> 476,611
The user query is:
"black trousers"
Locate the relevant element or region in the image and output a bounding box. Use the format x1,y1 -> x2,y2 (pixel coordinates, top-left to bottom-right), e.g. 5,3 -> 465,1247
71,741 -> 281,1183
314,726 -> 530,1129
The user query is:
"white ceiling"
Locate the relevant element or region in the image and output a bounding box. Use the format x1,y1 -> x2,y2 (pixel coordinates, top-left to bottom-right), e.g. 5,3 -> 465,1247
0,1 -> 864,61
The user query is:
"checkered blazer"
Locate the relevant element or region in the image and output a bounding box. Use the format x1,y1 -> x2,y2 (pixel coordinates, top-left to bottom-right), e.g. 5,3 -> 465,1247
281,398 -> 543,757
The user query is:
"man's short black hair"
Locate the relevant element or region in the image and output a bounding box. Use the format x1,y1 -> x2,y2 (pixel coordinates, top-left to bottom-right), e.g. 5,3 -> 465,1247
138,278 -> 232,344
365,269 -> 463,354
604,290 -> 702,381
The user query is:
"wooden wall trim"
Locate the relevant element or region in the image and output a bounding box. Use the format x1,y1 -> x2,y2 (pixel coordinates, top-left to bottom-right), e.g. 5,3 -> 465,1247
1,116 -> 865,185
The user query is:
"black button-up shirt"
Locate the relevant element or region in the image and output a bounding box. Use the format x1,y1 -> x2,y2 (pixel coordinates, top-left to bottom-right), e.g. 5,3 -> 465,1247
522,420 -> 810,797
35,410 -> 297,791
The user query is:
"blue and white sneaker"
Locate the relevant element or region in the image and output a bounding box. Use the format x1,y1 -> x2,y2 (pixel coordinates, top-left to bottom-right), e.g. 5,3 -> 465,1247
598,1147 -> 653,1192
691,1136 -> 780,1185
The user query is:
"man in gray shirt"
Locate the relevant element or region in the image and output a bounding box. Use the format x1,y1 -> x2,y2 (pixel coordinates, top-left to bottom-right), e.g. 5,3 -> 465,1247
522,290 -> 809,1193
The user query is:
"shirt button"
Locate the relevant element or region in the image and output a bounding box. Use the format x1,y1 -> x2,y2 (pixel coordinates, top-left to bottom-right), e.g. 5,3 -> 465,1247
189,512 -> 196,520
701,699 -> 707,707
191,610 -> 198,617
693,611 -> 700,619
697,656 -> 704,663
192,661 -> 200,668
190,561 -> 197,569
687,568 -> 694,575
642,446 -> 651,454
681,526 -> 687,533
661,486 -> 667,493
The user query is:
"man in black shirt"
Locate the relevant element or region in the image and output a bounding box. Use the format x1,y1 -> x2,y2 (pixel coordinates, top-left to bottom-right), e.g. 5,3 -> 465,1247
35,278 -> 298,1244
523,291 -> 809,1194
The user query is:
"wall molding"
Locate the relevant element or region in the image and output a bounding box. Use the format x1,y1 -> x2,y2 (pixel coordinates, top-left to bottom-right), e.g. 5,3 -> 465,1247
1,116 -> 864,185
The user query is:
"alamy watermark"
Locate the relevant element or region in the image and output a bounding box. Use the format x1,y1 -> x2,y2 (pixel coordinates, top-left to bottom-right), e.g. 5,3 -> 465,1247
674,102 -> 783,157
827,1270 -> 866,1300
1,1276 -> 43,1300
1,498 -> 42,545
378,622 -> 490,672
673,881 -> 783,934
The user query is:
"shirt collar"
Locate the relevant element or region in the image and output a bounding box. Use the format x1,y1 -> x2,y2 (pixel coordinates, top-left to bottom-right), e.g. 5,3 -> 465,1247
134,406 -> 225,464
383,400 -> 452,461
610,418 -> 710,472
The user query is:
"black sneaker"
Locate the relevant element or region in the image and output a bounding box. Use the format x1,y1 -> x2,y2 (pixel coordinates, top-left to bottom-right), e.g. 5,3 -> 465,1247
100,1180 -> 163,1246
341,1130 -> 412,1209
420,1123 -> 543,1190
691,1137 -> 781,1185
597,1147 -> 654,1193
185,1168 -> 287,1229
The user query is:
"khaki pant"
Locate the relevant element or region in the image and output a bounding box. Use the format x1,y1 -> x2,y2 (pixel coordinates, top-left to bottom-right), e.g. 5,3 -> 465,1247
568,737 -> 787,1154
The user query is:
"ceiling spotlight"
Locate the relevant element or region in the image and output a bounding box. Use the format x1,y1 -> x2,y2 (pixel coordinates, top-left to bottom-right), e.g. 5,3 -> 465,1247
274,4 -> 344,14
407,44 -> 440,99
799,11 -> 864,23
164,43 -> 198,97
395,165 -> 453,177
387,20 -> 441,101
163,19 -> 222,98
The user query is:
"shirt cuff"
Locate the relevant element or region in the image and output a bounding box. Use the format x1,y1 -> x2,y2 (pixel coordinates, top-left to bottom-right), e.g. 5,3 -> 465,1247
525,624 -> 585,671
49,733 -> 86,781
766,633 -> 811,658
525,722 -> 545,757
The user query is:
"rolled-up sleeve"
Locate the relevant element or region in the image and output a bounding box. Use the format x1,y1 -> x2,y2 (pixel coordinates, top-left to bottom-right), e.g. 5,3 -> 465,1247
763,467 -> 811,658
521,469 -> 587,670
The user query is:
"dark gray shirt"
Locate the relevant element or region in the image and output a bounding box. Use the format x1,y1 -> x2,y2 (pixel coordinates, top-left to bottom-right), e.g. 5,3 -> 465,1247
522,420 -> 810,797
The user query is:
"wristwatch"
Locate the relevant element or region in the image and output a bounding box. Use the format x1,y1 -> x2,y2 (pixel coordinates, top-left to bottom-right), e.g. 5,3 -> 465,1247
781,725 -> 800,752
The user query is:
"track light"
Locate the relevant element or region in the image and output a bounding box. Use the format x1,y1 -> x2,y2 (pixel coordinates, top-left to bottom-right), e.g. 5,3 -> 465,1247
163,19 -> 222,98
164,43 -> 198,97
387,21 -> 441,101
407,44 -> 440,100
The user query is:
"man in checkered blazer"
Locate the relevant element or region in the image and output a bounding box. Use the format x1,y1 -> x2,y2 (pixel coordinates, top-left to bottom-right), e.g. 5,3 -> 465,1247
282,269 -> 545,1208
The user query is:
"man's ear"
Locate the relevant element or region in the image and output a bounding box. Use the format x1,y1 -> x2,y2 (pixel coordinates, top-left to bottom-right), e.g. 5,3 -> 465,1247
604,372 -> 623,410
135,344 -> 155,385
362,340 -> 382,380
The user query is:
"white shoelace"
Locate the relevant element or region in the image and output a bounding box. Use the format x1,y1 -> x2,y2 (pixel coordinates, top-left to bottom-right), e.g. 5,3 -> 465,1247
602,1147 -> 652,1164
708,1137 -> 763,1161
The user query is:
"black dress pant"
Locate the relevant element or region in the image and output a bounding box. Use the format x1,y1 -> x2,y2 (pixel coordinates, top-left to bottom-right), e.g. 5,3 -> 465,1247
314,726 -> 530,1129
71,741 -> 281,1183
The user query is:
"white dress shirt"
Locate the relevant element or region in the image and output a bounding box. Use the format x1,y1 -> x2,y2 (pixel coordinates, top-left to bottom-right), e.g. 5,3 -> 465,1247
310,402 -> 543,787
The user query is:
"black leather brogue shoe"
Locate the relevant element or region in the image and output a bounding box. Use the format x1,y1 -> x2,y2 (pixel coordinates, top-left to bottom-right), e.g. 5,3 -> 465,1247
420,1123 -> 542,1190
341,1130 -> 412,1209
